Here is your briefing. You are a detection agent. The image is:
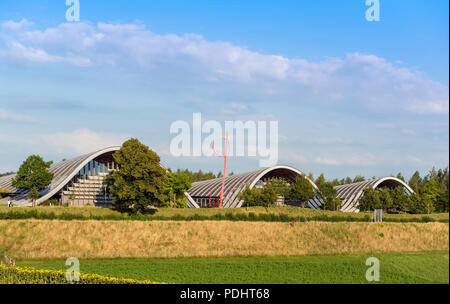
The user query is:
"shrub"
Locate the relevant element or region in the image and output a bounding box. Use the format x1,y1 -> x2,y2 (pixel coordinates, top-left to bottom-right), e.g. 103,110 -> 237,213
39,200 -> 60,207
239,184 -> 277,207
0,264 -> 167,284
289,175 -> 315,203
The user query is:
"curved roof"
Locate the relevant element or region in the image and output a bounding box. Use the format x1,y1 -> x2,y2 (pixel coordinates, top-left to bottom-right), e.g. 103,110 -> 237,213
186,165 -> 324,208
0,146 -> 121,206
334,177 -> 414,212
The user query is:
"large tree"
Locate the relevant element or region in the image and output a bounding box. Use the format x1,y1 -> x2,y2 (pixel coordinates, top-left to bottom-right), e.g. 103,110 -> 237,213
265,178 -> 290,197
318,182 -> 341,211
408,171 -> 422,194
11,155 -> 53,207
358,187 -> 381,211
106,138 -> 168,213
239,184 -> 277,207
388,186 -> 411,211
289,175 -> 315,206
165,171 -> 191,208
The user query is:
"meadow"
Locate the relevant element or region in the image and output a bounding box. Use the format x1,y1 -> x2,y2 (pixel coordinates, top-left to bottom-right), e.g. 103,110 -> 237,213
17,251 -> 449,284
1,206 -> 448,284
0,206 -> 448,223
0,220 -> 447,260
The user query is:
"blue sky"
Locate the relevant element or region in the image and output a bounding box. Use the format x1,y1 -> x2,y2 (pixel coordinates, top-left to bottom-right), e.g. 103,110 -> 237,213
0,0 -> 448,180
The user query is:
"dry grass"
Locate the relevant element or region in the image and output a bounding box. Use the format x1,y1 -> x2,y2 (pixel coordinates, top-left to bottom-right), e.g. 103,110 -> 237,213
0,220 -> 448,260
0,206 -> 448,222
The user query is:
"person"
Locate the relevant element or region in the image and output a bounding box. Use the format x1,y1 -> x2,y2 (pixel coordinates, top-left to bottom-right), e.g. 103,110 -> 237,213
7,200 -> 12,207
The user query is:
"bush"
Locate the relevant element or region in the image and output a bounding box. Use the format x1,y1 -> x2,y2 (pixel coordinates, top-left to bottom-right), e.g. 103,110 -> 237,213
0,264 -> 167,284
39,200 -> 60,207
239,184 -> 277,207
409,193 -> 435,214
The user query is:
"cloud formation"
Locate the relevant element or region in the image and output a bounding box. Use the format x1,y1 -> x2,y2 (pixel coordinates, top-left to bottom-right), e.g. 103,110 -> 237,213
40,128 -> 130,154
0,108 -> 35,122
0,20 -> 448,114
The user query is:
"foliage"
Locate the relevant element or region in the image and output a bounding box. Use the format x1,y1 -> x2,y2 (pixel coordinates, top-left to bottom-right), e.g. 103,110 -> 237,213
353,175 -> 365,183
0,264 -> 166,284
408,171 -> 422,194
0,206 -> 447,223
169,168 -> 218,183
396,173 -> 406,182
409,193 -> 435,214
289,175 -> 315,203
11,155 -> 53,206
422,179 -> 441,203
314,174 -> 326,186
265,178 -> 290,197
165,172 -> 191,208
436,190 -> 449,213
0,187 -> 11,199
38,200 -> 60,207
378,188 -> 393,210
317,182 -> 341,211
106,139 -> 168,214
359,187 -> 381,211
388,187 -> 411,211
239,184 -> 277,207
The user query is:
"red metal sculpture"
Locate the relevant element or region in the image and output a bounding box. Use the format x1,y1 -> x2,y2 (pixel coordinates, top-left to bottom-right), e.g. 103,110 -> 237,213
211,131 -> 230,208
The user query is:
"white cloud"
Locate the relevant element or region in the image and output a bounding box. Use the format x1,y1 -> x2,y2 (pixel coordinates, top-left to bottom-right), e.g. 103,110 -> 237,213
315,152 -> 377,166
40,128 -> 130,154
402,128 -> 416,136
407,155 -> 425,165
0,20 -> 448,114
0,108 -> 35,122
279,150 -> 308,164
315,157 -> 341,166
1,19 -> 34,31
315,136 -> 351,145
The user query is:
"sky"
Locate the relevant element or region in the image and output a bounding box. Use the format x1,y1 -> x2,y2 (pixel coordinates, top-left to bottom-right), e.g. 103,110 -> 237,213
0,0 -> 448,181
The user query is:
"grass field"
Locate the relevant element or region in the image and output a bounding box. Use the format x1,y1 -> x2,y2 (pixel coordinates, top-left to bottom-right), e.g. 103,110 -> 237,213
17,251 -> 449,284
0,206 -> 448,223
1,220 -> 447,260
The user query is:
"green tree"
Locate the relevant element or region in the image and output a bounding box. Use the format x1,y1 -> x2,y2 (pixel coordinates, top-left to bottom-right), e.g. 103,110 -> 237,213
388,187 -> 411,211
289,175 -> 315,206
422,179 -> 441,204
239,184 -> 277,207
165,172 -> 191,208
318,182 -> 341,211
11,155 -> 53,207
436,190 -> 449,213
353,175 -> 365,183
315,174 -> 326,187
408,171 -> 422,194
265,178 -> 290,197
378,188 -> 393,210
409,193 -> 435,214
358,187 -> 380,211
330,178 -> 340,187
396,173 -> 405,182
106,138 -> 168,214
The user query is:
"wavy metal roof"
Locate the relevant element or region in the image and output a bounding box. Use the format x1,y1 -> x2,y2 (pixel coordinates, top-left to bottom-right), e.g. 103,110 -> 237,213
0,146 -> 121,206
186,165 -> 324,208
334,177 -> 414,212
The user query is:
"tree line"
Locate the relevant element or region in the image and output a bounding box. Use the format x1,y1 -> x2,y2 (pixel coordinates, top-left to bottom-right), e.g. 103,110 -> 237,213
6,138 -> 449,215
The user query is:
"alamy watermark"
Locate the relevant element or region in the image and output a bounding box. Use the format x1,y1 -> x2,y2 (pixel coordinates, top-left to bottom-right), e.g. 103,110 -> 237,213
365,257 -> 380,282
66,0 -> 80,22
66,257 -> 80,282
366,0 -> 380,22
170,113 -> 278,167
